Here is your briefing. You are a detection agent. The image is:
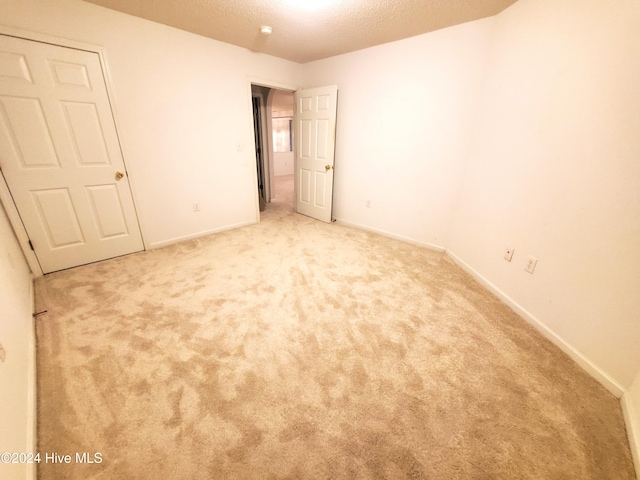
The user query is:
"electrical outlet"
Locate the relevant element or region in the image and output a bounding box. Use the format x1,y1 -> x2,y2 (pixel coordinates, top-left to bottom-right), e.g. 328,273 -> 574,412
525,256 -> 538,274
192,202 -> 200,212
504,247 -> 514,262
0,342 -> 6,363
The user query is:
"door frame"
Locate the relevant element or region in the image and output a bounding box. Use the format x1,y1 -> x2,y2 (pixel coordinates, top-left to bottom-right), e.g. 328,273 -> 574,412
0,26 -> 146,277
251,87 -> 270,209
246,78 -> 297,221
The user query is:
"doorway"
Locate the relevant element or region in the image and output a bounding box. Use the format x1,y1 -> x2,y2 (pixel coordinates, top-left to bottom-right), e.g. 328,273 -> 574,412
252,94 -> 267,211
250,84 -> 295,214
0,34 -> 144,274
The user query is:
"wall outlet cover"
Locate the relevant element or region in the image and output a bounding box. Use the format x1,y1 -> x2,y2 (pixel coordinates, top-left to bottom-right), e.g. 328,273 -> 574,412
504,247 -> 514,262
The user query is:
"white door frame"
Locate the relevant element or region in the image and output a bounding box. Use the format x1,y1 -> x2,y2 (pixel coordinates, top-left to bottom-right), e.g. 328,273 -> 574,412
265,89 -> 277,201
0,172 -> 41,275
0,26 -> 147,277
251,87 -> 271,208
246,78 -> 297,221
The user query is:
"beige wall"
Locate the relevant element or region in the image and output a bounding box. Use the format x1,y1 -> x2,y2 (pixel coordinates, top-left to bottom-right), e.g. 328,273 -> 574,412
0,203 -> 35,480
447,0 -> 640,393
271,90 -> 294,176
0,0 -> 303,249
1,0 -> 639,470
302,0 -> 640,398
274,152 -> 294,176
302,19 -> 493,248
0,3 -> 301,476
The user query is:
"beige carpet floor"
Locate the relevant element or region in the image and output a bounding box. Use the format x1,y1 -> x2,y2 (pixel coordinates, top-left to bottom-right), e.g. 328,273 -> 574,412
35,174 -> 636,479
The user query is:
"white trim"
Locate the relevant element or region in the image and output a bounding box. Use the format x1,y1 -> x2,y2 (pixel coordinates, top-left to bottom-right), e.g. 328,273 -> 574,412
27,278 -> 37,480
247,77 -> 297,92
334,218 -> 446,252
0,26 -> 149,263
622,393 -> 640,480
247,82 -> 262,223
0,172 -> 43,277
91,43 -> 149,251
0,24 -> 97,51
265,90 -> 276,202
148,220 -> 256,249
445,250 -> 626,398
251,88 -> 271,205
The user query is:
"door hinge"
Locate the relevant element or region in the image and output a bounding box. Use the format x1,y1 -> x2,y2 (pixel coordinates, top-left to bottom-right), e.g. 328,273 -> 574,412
28,239 -> 34,251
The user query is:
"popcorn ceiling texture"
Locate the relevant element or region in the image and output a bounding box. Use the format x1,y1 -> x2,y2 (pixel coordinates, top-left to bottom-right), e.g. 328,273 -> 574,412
81,0 -> 518,63
34,175 -> 635,479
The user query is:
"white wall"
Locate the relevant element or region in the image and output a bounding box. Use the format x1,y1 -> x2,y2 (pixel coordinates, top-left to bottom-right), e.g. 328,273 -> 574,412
302,19 -> 493,248
301,0 -> 639,399
271,90 -> 294,176
1,0 -> 303,249
447,0 -> 640,393
0,202 -> 35,480
274,152 -> 294,176
2,0 -> 638,468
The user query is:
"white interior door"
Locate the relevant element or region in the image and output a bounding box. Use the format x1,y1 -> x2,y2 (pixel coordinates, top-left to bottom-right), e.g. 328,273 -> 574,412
294,85 -> 337,223
0,35 -> 143,273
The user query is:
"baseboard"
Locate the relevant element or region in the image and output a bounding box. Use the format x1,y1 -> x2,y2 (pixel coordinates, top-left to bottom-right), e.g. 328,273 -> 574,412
28,277 -> 37,480
148,221 -> 256,249
445,250 -> 626,398
622,393 -> 640,479
333,218 -> 445,252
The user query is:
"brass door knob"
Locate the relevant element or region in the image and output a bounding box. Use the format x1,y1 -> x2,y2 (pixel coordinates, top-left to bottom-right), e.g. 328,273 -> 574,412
115,171 -> 125,180
325,165 -> 333,171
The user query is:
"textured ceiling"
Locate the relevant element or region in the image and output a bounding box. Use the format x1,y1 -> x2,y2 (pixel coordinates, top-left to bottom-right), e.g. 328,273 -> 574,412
82,0 -> 518,64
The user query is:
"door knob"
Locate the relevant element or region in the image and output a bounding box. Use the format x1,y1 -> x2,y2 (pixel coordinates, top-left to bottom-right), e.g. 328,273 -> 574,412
115,171 -> 125,180
325,165 -> 332,171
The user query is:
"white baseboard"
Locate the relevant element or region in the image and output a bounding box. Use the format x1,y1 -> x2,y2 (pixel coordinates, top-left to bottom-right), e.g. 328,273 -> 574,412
148,221 -> 256,250
27,321 -> 36,480
28,277 -> 37,480
445,250 -> 625,398
333,218 -> 445,253
622,393 -> 640,480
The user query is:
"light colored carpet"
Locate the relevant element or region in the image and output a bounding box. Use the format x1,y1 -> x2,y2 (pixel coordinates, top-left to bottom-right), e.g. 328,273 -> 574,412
35,174 -> 636,479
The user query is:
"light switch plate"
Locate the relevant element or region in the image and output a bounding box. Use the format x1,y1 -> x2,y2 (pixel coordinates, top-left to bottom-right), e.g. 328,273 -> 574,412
525,256 -> 538,274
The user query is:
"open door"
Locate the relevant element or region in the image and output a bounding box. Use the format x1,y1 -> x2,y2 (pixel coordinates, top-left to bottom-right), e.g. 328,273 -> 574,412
294,85 -> 337,223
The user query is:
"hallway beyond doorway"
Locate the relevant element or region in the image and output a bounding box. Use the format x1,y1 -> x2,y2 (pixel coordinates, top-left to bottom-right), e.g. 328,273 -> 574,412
264,174 -> 294,216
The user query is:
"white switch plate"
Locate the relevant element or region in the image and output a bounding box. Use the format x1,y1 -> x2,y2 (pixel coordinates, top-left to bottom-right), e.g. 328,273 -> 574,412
525,256 -> 538,274
504,247 -> 514,262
